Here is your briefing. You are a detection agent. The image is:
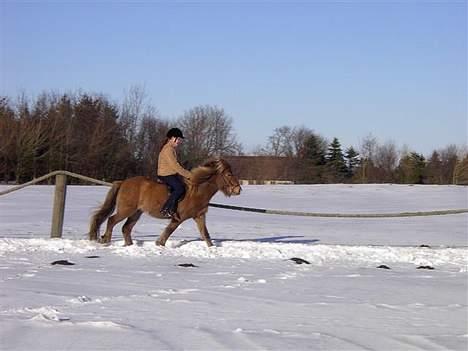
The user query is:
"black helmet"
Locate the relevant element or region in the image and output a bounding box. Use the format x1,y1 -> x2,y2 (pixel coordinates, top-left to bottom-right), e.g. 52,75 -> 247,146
166,128 -> 184,139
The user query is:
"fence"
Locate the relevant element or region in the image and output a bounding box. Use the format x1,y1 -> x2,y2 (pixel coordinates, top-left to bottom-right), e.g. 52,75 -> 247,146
0,171 -> 112,238
1,171 -> 467,239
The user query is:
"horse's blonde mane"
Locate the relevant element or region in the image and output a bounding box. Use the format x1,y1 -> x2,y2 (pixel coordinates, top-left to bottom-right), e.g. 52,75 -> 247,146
186,159 -> 229,188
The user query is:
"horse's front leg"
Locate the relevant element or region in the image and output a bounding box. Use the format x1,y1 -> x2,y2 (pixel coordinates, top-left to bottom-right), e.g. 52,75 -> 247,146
156,219 -> 181,246
194,214 -> 213,247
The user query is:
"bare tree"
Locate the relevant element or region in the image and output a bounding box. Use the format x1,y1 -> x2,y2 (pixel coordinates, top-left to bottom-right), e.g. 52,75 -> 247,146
374,141 -> 398,182
14,95 -> 49,181
267,126 -> 294,157
178,105 -> 241,166
453,149 -> 468,185
439,144 -> 459,184
358,134 -> 378,182
265,125 -> 318,158
120,85 -> 149,142
292,126 -> 314,157
118,85 -> 161,178
135,114 -> 169,177
0,97 -> 17,182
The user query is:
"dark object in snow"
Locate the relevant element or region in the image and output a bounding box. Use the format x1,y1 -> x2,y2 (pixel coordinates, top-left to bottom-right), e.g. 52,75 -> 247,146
290,257 -> 310,265
177,263 -> 198,268
419,245 -> 431,248
377,265 -> 391,269
417,265 -> 435,270
85,255 -> 100,258
51,260 -> 75,266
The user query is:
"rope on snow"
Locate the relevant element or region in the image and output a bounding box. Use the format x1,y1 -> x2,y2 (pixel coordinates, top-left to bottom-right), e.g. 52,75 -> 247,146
208,203 -> 468,218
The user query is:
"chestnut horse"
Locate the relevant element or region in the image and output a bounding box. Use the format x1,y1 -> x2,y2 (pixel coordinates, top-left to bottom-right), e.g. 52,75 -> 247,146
89,159 -> 241,247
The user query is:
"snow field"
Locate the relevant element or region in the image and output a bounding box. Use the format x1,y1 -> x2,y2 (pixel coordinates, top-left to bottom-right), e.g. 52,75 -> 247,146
0,184 -> 467,350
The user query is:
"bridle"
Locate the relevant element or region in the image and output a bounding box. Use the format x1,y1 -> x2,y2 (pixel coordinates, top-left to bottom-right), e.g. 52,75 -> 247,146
219,168 -> 241,195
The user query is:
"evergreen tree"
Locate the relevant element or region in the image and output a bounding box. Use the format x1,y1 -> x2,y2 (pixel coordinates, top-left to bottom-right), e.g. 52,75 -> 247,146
302,134 -> 327,165
72,94 -> 121,180
325,137 -> 347,182
397,152 -> 426,184
345,146 -> 360,179
426,151 -> 443,184
299,133 -> 326,183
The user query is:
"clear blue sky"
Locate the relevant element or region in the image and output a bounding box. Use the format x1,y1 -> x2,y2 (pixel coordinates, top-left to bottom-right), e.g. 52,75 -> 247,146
1,0 -> 467,156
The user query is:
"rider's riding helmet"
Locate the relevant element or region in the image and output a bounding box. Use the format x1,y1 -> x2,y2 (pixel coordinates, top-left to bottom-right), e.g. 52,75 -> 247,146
166,128 -> 184,139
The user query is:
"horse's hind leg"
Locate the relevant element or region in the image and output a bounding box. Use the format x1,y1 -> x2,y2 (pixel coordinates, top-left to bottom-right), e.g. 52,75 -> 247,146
156,219 -> 181,246
194,214 -> 213,247
122,210 -> 143,246
100,212 -> 127,244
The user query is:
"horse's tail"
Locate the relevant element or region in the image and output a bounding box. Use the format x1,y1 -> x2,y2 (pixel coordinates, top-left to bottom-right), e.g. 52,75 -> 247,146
89,181 -> 123,241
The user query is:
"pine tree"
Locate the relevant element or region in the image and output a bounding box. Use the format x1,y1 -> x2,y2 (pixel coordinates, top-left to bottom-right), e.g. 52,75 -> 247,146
426,151 -> 443,184
303,134 -> 326,165
398,152 -> 426,184
325,138 -> 347,182
300,134 -> 326,183
345,146 -> 360,179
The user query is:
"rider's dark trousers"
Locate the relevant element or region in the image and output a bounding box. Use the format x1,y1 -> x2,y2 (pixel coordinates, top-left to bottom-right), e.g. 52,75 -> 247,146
159,174 -> 186,214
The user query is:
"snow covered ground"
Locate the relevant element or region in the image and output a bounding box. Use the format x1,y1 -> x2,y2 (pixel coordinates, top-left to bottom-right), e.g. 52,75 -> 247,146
0,184 -> 467,350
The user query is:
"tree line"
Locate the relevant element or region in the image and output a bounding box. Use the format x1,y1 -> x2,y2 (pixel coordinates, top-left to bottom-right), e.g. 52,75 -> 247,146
0,89 -> 240,183
257,126 -> 467,184
0,90 -> 466,185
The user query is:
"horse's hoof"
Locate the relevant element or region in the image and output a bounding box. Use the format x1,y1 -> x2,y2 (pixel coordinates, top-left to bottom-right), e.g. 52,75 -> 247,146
155,240 -> 165,247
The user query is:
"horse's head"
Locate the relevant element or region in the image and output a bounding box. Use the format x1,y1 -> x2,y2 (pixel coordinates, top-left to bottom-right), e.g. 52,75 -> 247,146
189,158 -> 242,196
213,159 -> 242,197
192,159 -> 241,196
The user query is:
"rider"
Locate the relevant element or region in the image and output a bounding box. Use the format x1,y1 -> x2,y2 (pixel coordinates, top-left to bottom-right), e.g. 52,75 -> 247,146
157,128 -> 192,221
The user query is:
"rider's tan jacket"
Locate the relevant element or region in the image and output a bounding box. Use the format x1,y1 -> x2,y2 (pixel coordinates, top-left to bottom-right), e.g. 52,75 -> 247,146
157,143 -> 192,179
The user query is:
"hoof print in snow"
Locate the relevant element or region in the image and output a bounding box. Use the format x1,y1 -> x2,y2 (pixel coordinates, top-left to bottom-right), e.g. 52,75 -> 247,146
417,265 -> 435,270
51,260 -> 75,266
85,255 -> 100,259
290,257 -> 310,265
377,265 -> 391,269
177,263 -> 198,268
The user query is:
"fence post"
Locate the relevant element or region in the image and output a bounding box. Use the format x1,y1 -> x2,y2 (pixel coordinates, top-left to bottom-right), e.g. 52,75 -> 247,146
50,174 -> 67,238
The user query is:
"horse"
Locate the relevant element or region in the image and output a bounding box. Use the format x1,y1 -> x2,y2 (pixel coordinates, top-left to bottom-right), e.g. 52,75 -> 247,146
89,158 -> 241,247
